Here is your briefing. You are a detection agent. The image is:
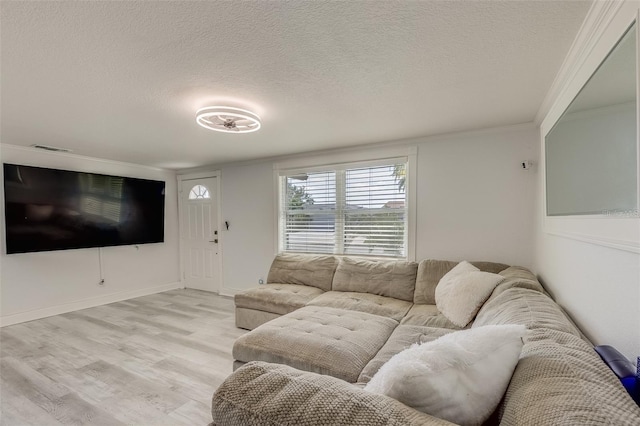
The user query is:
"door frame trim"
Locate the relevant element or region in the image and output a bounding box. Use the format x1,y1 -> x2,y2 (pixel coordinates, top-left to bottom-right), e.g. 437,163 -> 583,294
177,171 -> 223,293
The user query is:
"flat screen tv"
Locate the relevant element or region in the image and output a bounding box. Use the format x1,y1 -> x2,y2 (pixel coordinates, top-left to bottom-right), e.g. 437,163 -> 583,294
3,163 -> 165,254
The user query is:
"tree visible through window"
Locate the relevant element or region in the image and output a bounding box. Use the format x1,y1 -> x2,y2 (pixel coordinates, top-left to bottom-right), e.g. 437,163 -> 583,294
189,185 -> 210,200
279,161 -> 408,258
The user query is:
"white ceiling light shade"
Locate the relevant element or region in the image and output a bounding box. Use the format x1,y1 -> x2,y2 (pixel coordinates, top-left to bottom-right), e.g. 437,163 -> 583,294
195,106 -> 261,133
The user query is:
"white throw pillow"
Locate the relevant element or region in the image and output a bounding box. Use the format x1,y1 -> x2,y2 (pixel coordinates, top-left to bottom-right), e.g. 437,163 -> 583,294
435,261 -> 504,327
364,324 -> 527,426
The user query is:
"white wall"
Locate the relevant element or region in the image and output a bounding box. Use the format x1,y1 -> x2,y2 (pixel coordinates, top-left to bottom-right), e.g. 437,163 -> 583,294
219,162 -> 276,293
0,144 -> 181,325
214,124 -> 538,295
534,224 -> 639,360
533,1 -> 640,361
414,126 -> 537,264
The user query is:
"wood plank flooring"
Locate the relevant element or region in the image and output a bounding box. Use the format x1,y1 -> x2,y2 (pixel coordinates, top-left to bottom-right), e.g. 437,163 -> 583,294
0,289 -> 246,425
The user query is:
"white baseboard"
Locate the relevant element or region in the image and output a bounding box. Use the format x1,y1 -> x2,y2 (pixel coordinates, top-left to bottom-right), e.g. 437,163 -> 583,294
0,282 -> 184,327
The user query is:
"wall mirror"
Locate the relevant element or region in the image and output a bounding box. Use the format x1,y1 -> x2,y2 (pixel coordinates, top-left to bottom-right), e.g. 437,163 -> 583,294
545,22 -> 637,217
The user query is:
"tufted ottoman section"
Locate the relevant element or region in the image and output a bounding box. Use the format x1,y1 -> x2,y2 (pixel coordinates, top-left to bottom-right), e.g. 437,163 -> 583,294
232,306 -> 398,383
306,291 -> 412,322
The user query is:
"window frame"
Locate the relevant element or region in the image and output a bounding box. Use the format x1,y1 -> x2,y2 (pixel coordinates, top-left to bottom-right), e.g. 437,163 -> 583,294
188,184 -> 211,200
275,154 -> 416,260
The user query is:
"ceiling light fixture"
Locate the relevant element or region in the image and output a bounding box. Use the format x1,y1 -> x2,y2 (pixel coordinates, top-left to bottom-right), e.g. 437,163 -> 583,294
195,106 -> 261,133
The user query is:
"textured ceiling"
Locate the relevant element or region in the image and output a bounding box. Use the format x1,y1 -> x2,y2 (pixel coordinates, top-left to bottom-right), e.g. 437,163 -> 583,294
1,1 -> 591,169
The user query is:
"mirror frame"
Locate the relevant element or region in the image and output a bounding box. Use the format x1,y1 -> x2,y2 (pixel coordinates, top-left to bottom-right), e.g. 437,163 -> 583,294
545,23 -> 637,217
541,11 -> 640,253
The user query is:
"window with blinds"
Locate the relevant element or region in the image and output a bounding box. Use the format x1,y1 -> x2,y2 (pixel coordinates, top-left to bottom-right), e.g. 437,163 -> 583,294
79,174 -> 124,223
279,160 -> 408,258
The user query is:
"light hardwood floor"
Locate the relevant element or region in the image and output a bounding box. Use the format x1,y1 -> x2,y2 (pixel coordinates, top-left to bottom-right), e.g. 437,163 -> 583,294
0,289 -> 246,425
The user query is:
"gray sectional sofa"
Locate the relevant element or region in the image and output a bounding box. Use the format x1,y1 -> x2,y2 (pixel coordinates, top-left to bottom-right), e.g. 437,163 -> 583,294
211,254 -> 640,425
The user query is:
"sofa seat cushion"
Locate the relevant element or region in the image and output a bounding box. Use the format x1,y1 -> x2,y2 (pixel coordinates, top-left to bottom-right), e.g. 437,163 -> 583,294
234,284 -> 324,316
232,306 -> 398,383
306,291 -> 412,322
365,325 -> 526,426
400,304 -> 465,330
331,257 -> 418,302
473,287 -> 582,337
500,328 -> 640,425
267,254 -> 339,292
414,259 -> 509,305
358,325 -> 453,383
212,361 -> 455,426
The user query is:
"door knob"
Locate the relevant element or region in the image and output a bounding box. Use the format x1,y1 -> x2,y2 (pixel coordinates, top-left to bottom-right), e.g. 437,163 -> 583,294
210,239 -> 218,243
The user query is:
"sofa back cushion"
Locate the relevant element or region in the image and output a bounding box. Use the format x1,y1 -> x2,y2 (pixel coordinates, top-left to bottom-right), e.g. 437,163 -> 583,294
472,287 -> 581,337
492,266 -> 545,298
267,254 -> 338,292
414,260 -> 510,304
331,257 -> 418,302
499,328 -> 640,424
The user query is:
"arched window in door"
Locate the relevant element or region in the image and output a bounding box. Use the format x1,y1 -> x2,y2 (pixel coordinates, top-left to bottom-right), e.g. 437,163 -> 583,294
188,184 -> 210,200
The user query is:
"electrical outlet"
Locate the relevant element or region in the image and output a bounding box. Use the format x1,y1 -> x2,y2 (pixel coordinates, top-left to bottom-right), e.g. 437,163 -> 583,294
258,278 -> 264,285
98,279 -> 105,286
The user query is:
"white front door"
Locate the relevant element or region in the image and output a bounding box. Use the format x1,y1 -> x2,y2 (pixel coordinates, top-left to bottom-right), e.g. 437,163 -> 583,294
180,177 -> 220,292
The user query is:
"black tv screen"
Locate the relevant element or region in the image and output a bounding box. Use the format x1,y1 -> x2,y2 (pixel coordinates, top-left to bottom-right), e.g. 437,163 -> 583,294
3,163 -> 165,254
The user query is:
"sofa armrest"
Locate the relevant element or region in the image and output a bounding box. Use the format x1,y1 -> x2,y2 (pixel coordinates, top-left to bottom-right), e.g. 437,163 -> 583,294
211,361 -> 454,426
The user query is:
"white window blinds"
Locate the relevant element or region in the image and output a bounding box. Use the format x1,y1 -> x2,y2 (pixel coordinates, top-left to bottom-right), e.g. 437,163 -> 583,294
279,160 -> 408,258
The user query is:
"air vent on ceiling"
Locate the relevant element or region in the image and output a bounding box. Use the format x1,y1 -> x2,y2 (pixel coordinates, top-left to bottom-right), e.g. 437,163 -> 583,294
31,144 -> 73,153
